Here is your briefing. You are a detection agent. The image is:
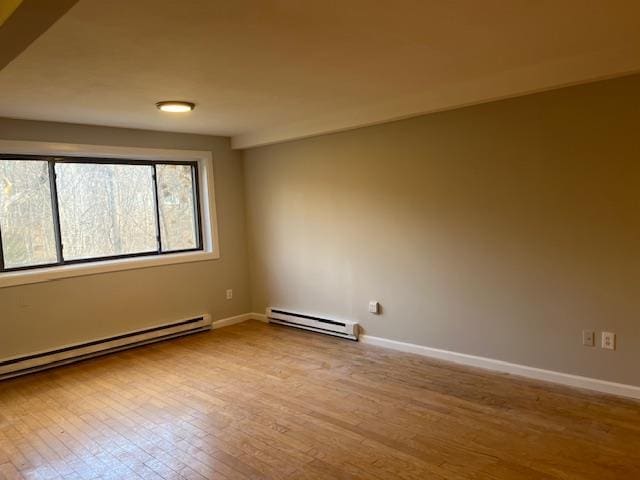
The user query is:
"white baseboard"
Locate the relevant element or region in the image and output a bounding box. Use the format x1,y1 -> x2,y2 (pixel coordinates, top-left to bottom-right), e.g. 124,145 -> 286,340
212,313 -> 254,329
360,335 -> 640,400
250,312 -> 268,322
212,312 -> 268,329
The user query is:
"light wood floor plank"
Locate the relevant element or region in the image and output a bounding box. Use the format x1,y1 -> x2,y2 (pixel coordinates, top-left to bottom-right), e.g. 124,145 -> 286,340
1,320 -> 638,479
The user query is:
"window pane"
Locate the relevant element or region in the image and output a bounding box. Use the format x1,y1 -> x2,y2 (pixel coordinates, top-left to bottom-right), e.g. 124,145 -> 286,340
56,163 -> 157,260
157,164 -> 198,251
0,160 -> 58,269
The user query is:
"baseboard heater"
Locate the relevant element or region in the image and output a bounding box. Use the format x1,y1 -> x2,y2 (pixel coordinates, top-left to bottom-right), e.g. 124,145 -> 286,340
0,314 -> 212,380
267,307 -> 359,340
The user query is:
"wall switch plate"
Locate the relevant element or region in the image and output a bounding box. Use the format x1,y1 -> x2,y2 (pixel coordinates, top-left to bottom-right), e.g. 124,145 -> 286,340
582,330 -> 595,347
368,301 -> 380,314
601,332 -> 616,350
226,289 -> 233,300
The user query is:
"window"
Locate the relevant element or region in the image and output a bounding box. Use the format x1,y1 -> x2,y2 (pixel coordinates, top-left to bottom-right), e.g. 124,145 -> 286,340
0,154 -> 203,272
0,160 -> 57,269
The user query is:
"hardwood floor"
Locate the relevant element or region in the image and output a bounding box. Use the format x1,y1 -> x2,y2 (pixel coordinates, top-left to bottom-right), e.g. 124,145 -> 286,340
0,320 -> 638,480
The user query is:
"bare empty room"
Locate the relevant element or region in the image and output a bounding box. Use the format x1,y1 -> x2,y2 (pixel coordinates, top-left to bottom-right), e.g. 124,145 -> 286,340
0,1 -> 639,479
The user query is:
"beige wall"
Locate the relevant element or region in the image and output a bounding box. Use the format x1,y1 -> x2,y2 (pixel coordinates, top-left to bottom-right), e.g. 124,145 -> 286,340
243,74 -> 640,386
0,118 -> 251,358
2,75 -> 639,386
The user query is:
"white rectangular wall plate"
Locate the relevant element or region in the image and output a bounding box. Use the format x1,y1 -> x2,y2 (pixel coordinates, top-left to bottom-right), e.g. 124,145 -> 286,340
601,331 -> 616,350
368,301 -> 380,314
582,330 -> 595,347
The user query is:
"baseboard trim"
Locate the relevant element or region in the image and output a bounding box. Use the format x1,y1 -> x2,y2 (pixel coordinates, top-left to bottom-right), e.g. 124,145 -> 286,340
212,313 -> 253,329
212,312 -> 268,329
250,312 -> 268,322
360,335 -> 640,400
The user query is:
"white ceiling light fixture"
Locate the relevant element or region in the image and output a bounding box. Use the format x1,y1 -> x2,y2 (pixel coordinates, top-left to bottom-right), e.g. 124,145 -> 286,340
156,101 -> 195,113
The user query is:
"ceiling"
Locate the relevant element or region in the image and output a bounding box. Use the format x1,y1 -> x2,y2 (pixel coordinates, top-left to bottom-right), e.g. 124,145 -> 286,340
0,0 -> 639,149
0,0 -> 78,71
0,1 -> 24,26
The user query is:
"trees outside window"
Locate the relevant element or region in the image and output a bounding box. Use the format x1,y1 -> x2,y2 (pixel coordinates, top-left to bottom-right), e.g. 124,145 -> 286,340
0,156 -> 202,272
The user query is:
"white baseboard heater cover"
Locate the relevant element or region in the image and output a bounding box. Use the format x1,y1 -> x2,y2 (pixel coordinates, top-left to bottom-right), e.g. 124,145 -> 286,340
267,307 -> 359,340
0,314 -> 212,380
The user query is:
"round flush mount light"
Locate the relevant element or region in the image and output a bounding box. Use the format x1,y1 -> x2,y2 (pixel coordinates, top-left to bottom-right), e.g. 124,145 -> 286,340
156,101 -> 195,113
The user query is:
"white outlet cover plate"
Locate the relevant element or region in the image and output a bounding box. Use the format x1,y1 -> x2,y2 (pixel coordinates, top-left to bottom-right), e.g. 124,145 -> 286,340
582,330 -> 595,347
601,331 -> 616,350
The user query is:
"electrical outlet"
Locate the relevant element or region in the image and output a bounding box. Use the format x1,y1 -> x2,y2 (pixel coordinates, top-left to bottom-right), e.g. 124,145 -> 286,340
582,330 -> 595,347
368,301 -> 380,314
601,332 -> 616,350
226,289 -> 233,300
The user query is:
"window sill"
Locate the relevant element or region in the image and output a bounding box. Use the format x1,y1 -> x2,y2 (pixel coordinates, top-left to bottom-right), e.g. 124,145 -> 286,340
0,250 -> 220,288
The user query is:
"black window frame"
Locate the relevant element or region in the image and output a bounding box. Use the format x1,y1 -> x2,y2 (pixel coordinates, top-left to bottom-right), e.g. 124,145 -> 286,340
0,153 -> 204,273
